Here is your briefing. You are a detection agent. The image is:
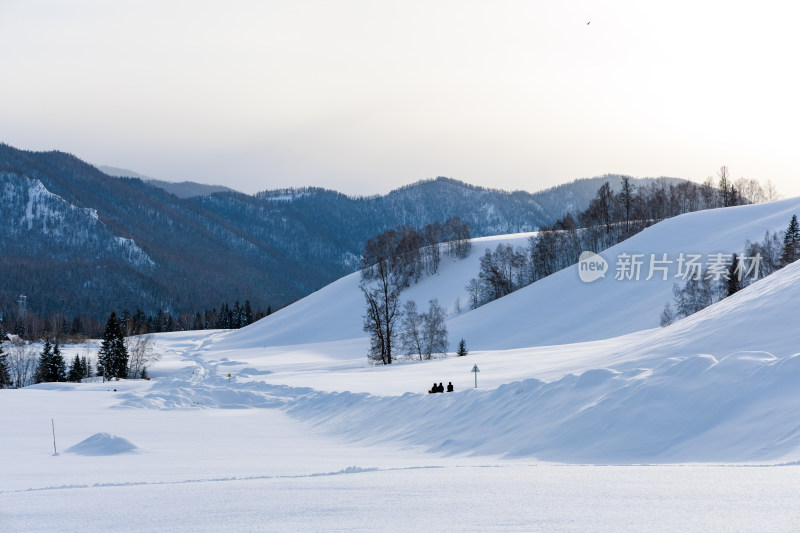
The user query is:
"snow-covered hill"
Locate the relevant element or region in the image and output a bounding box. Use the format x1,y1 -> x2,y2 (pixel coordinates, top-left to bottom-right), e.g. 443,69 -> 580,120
213,196 -> 800,354
209,232 -> 536,350
5,196 -> 800,530
118,196 -> 800,463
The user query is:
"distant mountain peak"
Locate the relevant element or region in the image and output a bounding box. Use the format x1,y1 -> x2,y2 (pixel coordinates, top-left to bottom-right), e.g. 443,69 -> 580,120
97,165 -> 237,198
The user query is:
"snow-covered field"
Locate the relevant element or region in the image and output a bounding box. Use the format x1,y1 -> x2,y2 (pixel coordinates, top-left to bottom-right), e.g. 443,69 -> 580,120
4,199 -> 800,531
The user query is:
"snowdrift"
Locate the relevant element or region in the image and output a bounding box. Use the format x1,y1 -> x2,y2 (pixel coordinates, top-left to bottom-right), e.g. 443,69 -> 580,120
65,433 -> 139,455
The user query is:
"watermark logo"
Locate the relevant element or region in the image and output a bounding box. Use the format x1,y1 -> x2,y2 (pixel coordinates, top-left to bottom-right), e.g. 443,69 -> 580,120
578,251 -> 608,283
577,251 -> 762,283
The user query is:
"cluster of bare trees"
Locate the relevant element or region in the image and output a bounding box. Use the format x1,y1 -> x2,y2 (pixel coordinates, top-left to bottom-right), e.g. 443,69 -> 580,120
465,244 -> 529,308
361,219 -> 469,364
712,166 -> 780,207
2,340 -> 38,388
361,217 -> 471,289
399,299 -> 448,361
467,173 -> 779,310
360,258 -> 451,365
662,216 -> 798,327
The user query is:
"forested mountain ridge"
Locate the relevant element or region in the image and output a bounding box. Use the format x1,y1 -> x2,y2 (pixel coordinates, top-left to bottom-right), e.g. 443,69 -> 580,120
0,143 -> 685,322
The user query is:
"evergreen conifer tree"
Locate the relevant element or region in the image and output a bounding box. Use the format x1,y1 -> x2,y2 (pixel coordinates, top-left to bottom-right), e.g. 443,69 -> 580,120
98,312 -> 128,380
67,355 -> 84,382
233,301 -> 242,329
51,340 -> 66,382
35,338 -> 53,383
0,343 -> 11,388
244,300 -> 254,326
726,254 -> 742,296
456,338 -> 468,357
780,215 -> 800,266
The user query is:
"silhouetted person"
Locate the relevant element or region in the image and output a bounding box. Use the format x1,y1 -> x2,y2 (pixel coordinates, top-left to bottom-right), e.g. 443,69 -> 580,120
437,382 -> 444,393
446,382 -> 453,392
428,382 -> 438,394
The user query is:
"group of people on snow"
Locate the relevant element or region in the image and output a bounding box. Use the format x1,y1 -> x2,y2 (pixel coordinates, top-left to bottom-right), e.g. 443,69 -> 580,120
428,382 -> 454,393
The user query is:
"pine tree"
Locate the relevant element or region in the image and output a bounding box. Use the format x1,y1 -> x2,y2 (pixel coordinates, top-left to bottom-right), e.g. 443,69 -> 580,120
98,312 -> 128,380
51,340 -> 66,382
35,338 -> 53,383
121,309 -> 132,336
67,355 -> 84,382
0,343 -> 11,388
456,338 -> 468,357
726,254 -> 742,297
780,215 -> 800,266
71,315 -> 84,336
232,301 -> 242,329
244,300 -> 254,326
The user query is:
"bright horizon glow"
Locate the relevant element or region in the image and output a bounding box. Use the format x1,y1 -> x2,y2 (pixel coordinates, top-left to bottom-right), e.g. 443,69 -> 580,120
1,0 -> 798,196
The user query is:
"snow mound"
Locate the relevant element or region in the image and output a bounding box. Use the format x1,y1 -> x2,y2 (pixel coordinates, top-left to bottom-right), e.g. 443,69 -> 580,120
65,433 -> 139,455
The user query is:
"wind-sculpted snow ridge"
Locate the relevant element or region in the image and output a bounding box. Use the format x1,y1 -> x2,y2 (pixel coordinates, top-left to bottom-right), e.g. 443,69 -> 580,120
114,377 -> 294,410
284,350 -> 800,463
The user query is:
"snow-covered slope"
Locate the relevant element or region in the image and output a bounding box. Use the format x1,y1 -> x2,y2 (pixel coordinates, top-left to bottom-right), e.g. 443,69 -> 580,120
211,233 -> 536,350
161,257 -> 800,463
449,198 -> 800,350
157,197 -> 800,463
214,197 -> 800,354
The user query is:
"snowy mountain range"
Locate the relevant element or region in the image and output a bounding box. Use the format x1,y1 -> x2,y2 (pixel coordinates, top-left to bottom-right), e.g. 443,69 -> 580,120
0,143 -> 680,320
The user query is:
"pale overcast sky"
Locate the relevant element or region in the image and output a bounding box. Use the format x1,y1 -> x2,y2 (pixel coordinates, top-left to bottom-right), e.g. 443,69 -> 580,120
1,0 -> 799,196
